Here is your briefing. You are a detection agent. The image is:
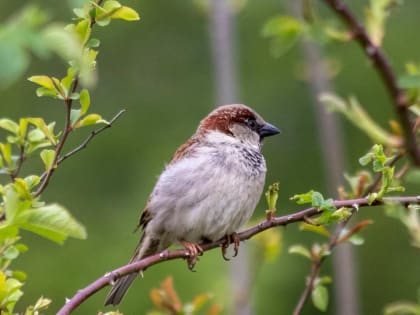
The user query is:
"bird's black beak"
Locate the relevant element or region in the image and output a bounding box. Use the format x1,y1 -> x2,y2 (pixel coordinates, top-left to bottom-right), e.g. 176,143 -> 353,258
258,122 -> 281,138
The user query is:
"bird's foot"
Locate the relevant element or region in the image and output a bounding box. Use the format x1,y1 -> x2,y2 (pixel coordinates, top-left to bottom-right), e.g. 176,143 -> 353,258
180,240 -> 203,271
221,232 -> 240,261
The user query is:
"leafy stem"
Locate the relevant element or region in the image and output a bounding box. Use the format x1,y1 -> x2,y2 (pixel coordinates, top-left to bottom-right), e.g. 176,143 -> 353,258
321,0 -> 420,165
34,78 -> 78,198
9,145 -> 26,181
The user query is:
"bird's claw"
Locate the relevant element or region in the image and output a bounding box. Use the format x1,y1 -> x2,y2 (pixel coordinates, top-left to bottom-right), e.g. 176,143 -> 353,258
221,232 -> 240,261
180,240 -> 203,271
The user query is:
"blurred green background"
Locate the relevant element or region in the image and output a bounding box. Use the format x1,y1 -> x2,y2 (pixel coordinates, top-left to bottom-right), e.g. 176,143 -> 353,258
1,0 -> 420,314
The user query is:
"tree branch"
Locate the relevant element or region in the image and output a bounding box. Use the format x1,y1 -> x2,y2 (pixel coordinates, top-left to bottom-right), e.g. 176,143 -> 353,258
10,144 -> 25,181
292,211 -> 354,315
34,78 -> 79,197
321,0 -> 420,165
56,195 -> 420,315
292,254 -> 323,315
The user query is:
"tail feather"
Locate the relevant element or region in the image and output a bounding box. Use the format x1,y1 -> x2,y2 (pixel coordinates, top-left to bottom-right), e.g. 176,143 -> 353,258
105,273 -> 138,306
104,234 -> 160,306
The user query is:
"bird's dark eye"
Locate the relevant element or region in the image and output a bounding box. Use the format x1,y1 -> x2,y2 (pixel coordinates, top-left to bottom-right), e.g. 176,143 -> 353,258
245,118 -> 259,131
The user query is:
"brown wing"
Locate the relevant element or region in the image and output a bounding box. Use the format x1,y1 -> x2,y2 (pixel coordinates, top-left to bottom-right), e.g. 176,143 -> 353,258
170,136 -> 199,163
134,136 -> 199,232
134,201 -> 152,232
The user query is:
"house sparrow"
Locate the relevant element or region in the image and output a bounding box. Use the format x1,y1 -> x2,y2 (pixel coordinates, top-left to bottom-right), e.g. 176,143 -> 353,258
105,104 -> 279,306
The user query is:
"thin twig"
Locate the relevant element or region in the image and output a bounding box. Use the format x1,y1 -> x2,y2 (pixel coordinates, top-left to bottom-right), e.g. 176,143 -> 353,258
10,145 -> 25,181
292,257 -> 322,315
38,109 -> 126,184
34,78 -> 79,197
321,0 -> 420,165
292,150 -> 404,314
57,109 -> 126,165
56,195 -> 420,315
292,210 -> 354,315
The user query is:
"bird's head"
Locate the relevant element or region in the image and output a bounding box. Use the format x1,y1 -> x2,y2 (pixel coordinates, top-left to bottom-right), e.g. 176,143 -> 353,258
197,104 -> 280,148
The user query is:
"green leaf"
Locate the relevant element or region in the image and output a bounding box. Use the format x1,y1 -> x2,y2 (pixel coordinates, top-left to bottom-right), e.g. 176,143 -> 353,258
27,129 -> 45,142
24,175 -> 40,190
75,19 -> 90,44
360,144 -> 403,198
299,223 -> 331,237
40,149 -> 55,171
384,301 -> 420,315
367,192 -> 378,205
96,17 -> 111,27
18,118 -> 29,139
0,143 -> 12,166
320,93 -> 401,147
290,190 -> 314,205
3,245 -> 20,260
27,118 -> 57,145
12,271 -> 27,282
312,284 -> 329,312
79,89 -> 90,115
74,113 -> 107,128
70,109 -> 82,125
32,296 -> 52,312
73,7 -> 87,19
27,75 -> 56,90
262,15 -> 303,57
312,211 -> 338,225
35,87 -> 59,98
288,244 -> 311,259
331,207 -> 352,221
0,271 -> 7,302
61,66 -> 76,93
0,119 -> 19,134
14,178 -> 31,200
318,276 -> 332,285
103,0 -> 122,11
359,151 -> 374,166
311,192 -> 324,208
87,38 -> 101,48
69,92 -> 80,100
365,0 -> 397,47
111,6 -> 140,21
15,243 -> 28,253
265,182 -> 279,211
290,190 -> 336,212
5,277 -> 23,304
15,204 -> 87,244
348,234 -> 365,246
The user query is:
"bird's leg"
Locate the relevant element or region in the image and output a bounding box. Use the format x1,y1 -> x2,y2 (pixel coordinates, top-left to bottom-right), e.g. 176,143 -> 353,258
221,232 -> 240,261
179,240 -> 203,271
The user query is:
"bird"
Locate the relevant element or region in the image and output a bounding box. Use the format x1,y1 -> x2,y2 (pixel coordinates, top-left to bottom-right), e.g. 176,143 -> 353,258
105,104 -> 280,306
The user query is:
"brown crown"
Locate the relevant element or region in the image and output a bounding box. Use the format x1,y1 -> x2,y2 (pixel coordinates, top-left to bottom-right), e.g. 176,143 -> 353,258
198,104 -> 257,136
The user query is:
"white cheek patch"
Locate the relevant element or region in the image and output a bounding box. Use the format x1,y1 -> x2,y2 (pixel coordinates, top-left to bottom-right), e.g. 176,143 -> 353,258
228,124 -> 260,149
